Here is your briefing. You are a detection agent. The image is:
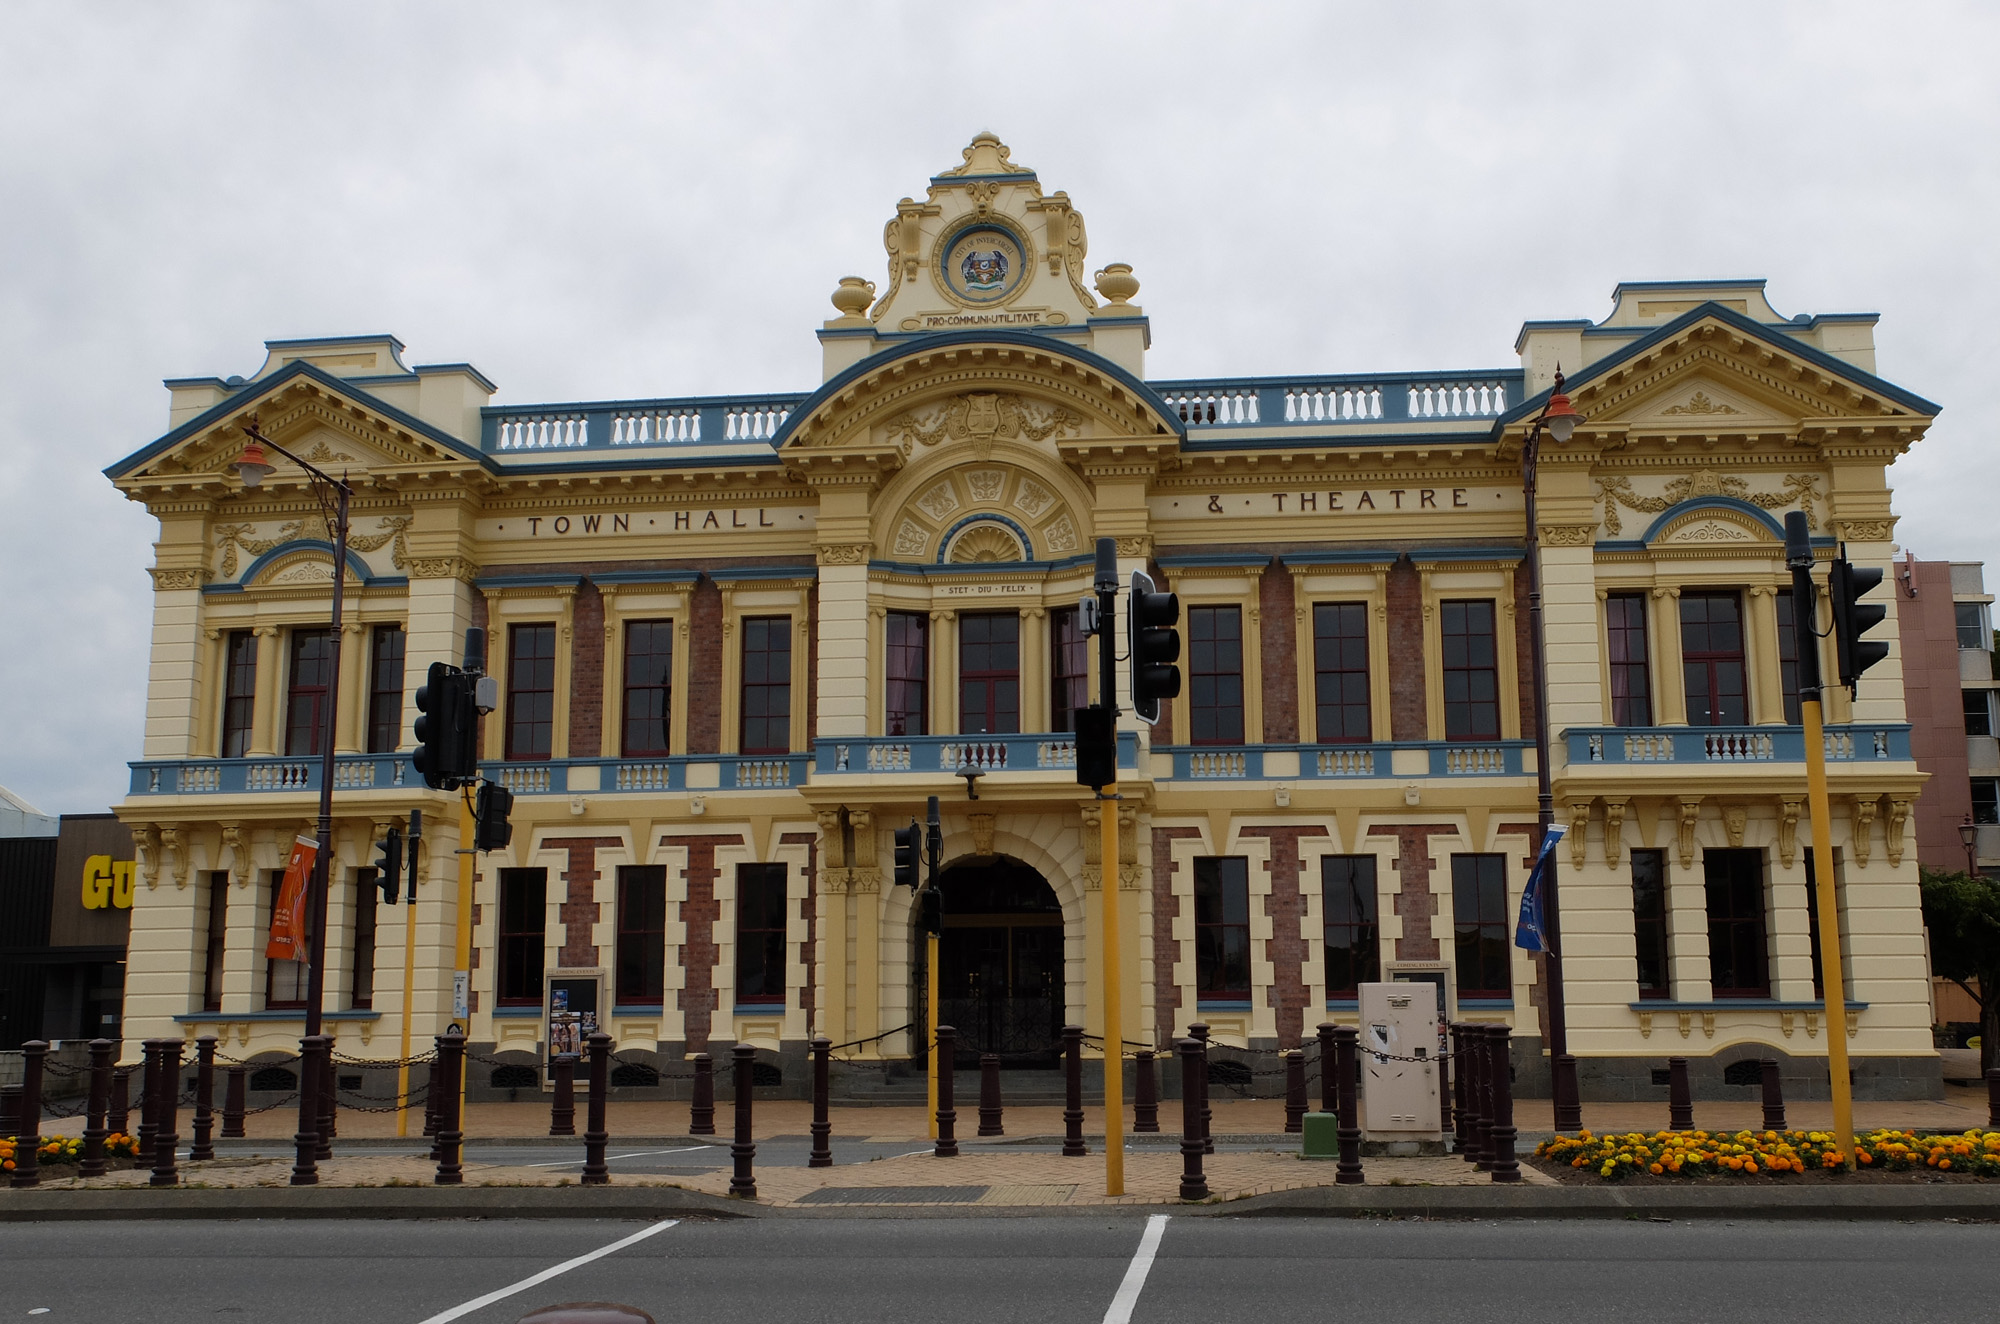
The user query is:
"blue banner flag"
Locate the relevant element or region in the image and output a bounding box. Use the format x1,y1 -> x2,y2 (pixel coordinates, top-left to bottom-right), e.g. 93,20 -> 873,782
1515,825 -> 1566,953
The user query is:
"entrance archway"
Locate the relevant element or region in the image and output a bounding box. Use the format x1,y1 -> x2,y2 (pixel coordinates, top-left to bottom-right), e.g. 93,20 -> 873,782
917,855 -> 1065,1066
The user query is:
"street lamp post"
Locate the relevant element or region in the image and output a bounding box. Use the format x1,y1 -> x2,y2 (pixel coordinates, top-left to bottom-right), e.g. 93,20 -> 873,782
1960,814 -> 1979,876
1518,372 -> 1585,1133
235,422 -> 351,1185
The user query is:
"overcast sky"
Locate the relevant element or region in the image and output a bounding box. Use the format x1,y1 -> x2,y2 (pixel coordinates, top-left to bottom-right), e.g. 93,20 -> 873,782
2,3 -> 1996,816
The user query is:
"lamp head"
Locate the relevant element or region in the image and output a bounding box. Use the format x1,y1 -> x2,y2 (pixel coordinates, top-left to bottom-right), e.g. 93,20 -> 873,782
1959,815 -> 1978,849
1543,373 -> 1583,444
235,442 -> 275,488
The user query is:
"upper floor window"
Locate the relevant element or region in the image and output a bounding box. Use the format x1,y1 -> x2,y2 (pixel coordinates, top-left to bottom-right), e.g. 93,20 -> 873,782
1971,778 -> 1998,826
1681,592 -> 1747,726
1966,688 -> 1995,738
622,620 -> 674,757
1051,606 -> 1089,734
284,629 -> 335,757
506,624 -> 558,760
739,616 -> 793,755
1193,855 -> 1250,1001
1631,849 -> 1670,1001
1703,848 -> 1768,998
366,625 -> 406,754
221,631 -> 258,758
735,863 -> 789,1005
885,611 -> 928,737
1440,600 -> 1499,741
1312,603 -> 1370,743
1957,602 -> 1990,651
1451,853 -> 1510,1000
1321,855 -> 1379,998
1605,592 -> 1652,727
958,612 -> 1020,736
496,867 -> 547,1006
1775,590 -> 1803,725
1188,605 -> 1245,745
615,865 -> 667,1007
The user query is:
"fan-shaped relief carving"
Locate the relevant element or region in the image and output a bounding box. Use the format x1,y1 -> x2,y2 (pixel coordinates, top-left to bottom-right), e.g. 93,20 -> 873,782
1652,508 -> 1777,545
893,519 -> 931,557
914,480 -> 961,522
965,469 -> 1007,504
249,549 -> 367,588
1014,479 -> 1056,519
946,521 -> 1027,564
1041,513 -> 1080,553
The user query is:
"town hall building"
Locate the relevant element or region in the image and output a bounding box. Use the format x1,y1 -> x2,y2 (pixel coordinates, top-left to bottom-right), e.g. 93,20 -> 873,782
107,133 -> 1943,1100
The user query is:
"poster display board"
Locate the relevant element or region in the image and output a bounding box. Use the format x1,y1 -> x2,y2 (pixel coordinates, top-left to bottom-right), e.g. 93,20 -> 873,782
544,972 -> 601,1069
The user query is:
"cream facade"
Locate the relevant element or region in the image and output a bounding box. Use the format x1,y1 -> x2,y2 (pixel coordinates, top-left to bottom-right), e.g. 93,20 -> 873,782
109,134 -> 1942,1099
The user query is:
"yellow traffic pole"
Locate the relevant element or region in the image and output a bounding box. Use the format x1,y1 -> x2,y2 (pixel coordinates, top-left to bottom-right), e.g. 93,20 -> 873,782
1101,791 -> 1124,1196
456,790 -> 476,1124
395,864 -> 419,1137
1787,511 -> 1856,1171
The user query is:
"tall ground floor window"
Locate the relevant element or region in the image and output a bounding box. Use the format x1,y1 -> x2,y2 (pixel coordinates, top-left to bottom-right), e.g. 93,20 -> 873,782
1631,849 -> 1670,1000
1451,854 -> 1510,1000
616,865 -> 667,1006
351,868 -> 378,1010
497,868 -> 548,1006
1193,856 -> 1251,1000
1704,848 -> 1769,998
735,863 -> 789,1005
265,869 -> 312,1010
1321,855 -> 1379,997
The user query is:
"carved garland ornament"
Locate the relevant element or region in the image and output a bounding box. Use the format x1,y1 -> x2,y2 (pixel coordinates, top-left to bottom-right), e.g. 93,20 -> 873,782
883,393 -> 1082,456
213,514 -> 412,578
1594,469 -> 1820,537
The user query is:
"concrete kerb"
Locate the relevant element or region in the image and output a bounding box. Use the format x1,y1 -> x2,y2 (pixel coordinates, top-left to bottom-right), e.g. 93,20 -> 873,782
2,1182 -> 1995,1223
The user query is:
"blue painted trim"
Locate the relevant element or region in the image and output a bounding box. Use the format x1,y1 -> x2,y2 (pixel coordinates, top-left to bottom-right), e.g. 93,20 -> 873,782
706,565 -> 816,582
733,1003 -> 787,1015
1458,999 -> 1515,1009
1639,496 -> 1785,543
228,540 -> 381,589
174,1009 -> 381,1022
1493,301 -> 1941,434
935,512 -> 1038,563
1323,1000 -> 1361,1010
1278,549 -> 1401,566
471,572 -> 587,590
1627,1000 -> 1868,1011
1196,1000 -> 1254,1011
928,171 -> 1038,185
492,1006 -> 541,1018
612,1005 -> 666,1016
770,329 -> 1186,450
1564,723 -> 1912,765
1407,546 -> 1525,563
412,362 -> 498,393
265,332 -> 407,352
590,569 -> 701,586
814,730 -> 1139,776
867,554 -> 1095,578
107,357 -> 489,480
1155,553 -> 1274,570
163,375 -> 241,390
1595,540 -> 1647,554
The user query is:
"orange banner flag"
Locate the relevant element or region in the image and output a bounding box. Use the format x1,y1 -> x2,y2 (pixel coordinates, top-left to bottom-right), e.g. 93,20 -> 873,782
266,835 -> 317,962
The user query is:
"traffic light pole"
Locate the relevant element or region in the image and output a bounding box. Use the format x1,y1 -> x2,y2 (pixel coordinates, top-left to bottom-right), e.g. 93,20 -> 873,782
1786,513 -> 1857,1170
1094,540 -> 1126,1197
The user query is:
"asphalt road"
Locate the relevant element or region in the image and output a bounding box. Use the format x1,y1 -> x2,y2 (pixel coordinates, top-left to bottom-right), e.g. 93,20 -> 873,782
7,1216 -> 1997,1323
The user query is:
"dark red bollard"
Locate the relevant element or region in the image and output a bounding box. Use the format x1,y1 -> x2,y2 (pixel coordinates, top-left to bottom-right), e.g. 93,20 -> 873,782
934,1026 -> 959,1157
433,1028 -> 465,1186
550,1054 -> 577,1136
978,1052 -> 1004,1137
690,1052 -> 716,1137
1333,1026 -> 1364,1185
191,1035 -> 217,1161
1133,1050 -> 1160,1134
582,1032 -> 610,1186
1987,1068 -> 1999,1129
11,1040 -> 46,1188
1760,1058 -> 1787,1130
292,1036 -> 325,1186
1465,1026 -> 1492,1170
1436,1029 -> 1454,1140
222,1065 -> 247,1139
1177,1038 -> 1207,1200
1450,1024 -> 1472,1159
809,1037 -> 832,1168
1188,1023 -> 1213,1154
81,1038 -> 112,1178
1284,1049 -> 1306,1134
728,1044 -> 756,1198
1668,1056 -> 1694,1131
1487,1025 -> 1520,1183
108,1064 -> 132,1140
1317,1022 -> 1338,1117
151,1039 -> 183,1187
1061,1026 -> 1086,1156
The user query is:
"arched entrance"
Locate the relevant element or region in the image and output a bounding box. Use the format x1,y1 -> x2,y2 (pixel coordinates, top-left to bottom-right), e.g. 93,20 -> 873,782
916,855 -> 1065,1067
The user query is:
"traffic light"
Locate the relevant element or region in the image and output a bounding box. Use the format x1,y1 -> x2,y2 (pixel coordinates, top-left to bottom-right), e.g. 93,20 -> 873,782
372,826 -> 402,904
1829,548 -> 1890,689
1075,704 -> 1116,790
404,809 -> 423,904
1128,570 -> 1181,724
474,781 -> 515,853
893,822 -> 920,890
413,662 -> 475,790
917,886 -> 942,936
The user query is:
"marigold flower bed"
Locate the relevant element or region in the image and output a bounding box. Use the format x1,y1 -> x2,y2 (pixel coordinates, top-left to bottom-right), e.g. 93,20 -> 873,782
1,1132 -> 142,1172
1533,1128 -> 2000,1181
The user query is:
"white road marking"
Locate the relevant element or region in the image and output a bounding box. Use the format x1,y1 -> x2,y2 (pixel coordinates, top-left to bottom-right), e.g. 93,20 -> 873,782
1102,1214 -> 1170,1324
413,1218 -> 680,1323
521,1145 -> 713,1167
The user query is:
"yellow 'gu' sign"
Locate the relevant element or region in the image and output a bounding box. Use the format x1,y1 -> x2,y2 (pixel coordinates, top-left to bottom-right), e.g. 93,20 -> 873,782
82,855 -> 136,910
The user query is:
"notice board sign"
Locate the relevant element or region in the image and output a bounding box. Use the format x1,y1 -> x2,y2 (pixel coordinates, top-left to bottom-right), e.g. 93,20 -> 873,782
545,972 -> 601,1068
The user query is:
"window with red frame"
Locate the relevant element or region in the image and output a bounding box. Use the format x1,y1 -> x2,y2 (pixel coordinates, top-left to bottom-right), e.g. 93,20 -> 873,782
957,612 -> 1020,736
284,629 -> 335,756
1681,592 -> 1748,726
